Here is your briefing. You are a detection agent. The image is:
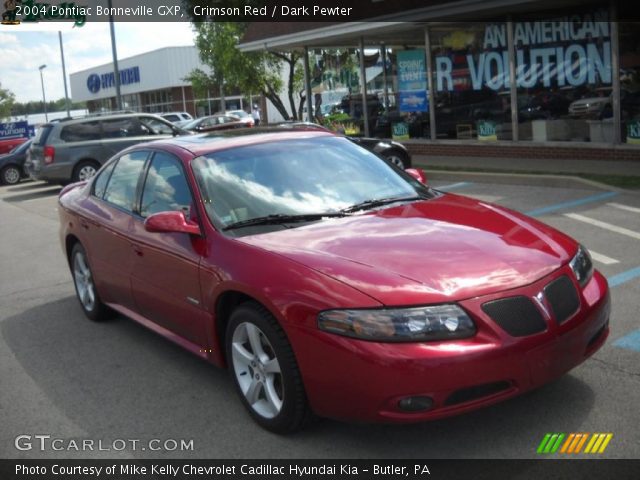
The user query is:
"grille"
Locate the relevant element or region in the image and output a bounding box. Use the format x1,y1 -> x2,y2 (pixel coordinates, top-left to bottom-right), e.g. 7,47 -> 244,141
482,296 -> 547,337
544,275 -> 580,324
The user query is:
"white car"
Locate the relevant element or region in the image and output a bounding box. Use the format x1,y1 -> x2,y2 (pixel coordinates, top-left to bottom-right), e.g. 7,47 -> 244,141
161,112 -> 194,124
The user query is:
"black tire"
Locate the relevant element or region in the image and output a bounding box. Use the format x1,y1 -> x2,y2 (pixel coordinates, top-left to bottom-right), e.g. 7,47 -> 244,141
1,164 -> 21,185
72,160 -> 100,183
70,243 -> 111,322
383,149 -> 410,169
226,302 -> 312,433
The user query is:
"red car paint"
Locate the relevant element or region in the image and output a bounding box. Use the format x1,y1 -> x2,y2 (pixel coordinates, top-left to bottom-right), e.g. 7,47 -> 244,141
58,131 -> 609,423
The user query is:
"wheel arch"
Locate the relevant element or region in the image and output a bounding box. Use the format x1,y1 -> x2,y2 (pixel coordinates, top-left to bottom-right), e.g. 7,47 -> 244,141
64,234 -> 81,268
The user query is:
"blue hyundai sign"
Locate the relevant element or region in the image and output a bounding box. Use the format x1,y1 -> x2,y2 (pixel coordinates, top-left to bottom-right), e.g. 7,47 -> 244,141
0,121 -> 31,140
86,66 -> 141,94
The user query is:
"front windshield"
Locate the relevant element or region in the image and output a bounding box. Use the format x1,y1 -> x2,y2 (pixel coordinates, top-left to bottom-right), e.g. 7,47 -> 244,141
191,136 -> 432,232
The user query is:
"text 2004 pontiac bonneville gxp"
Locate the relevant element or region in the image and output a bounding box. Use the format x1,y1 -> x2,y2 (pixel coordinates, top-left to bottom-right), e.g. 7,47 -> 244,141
58,128 -> 610,433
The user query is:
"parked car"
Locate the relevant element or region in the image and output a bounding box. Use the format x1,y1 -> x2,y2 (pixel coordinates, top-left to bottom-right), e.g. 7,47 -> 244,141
0,136 -> 27,155
182,114 -> 246,133
161,112 -> 193,124
225,110 -> 255,127
276,121 -> 412,169
58,128 -> 609,433
0,139 -> 32,185
26,113 -> 187,184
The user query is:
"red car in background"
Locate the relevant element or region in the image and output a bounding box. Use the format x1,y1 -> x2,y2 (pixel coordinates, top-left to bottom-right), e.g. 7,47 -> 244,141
182,114 -> 247,133
57,128 -> 610,433
0,137 -> 27,155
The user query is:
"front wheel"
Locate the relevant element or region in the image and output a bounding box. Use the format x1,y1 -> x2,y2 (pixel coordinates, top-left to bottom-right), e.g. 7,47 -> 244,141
383,150 -> 410,169
71,243 -> 111,322
226,302 -> 312,433
1,165 -> 21,185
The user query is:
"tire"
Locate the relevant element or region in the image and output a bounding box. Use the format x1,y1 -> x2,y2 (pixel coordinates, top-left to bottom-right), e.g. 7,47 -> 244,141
226,302 -> 312,433
72,160 -> 100,183
383,149 -> 410,169
70,243 -> 111,322
1,164 -> 21,185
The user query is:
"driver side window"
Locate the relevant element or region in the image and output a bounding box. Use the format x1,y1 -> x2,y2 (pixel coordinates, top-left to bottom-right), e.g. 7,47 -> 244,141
140,152 -> 192,218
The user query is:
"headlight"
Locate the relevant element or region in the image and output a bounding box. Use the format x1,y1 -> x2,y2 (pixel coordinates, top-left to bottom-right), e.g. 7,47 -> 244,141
569,244 -> 593,287
318,304 -> 476,342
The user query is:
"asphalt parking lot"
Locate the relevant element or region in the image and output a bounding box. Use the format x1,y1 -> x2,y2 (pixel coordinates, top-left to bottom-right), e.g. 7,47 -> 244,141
0,175 -> 639,460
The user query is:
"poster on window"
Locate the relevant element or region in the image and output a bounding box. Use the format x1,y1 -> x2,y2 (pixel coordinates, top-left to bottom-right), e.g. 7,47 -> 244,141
398,50 -> 428,113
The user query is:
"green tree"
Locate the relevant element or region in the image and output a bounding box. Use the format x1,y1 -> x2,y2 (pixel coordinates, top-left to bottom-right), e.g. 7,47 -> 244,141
0,82 -> 16,121
187,21 -> 307,120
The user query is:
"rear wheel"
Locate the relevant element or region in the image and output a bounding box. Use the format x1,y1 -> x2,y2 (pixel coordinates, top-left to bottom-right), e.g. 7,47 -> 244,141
72,160 -> 100,183
226,302 -> 312,433
1,165 -> 21,185
71,243 -> 111,322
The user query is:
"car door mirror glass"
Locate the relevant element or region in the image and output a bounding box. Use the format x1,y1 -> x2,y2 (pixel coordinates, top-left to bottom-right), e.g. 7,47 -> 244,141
144,211 -> 201,235
405,168 -> 427,184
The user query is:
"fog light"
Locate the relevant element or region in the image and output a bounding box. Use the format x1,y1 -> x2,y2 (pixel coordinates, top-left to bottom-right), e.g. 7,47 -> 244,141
398,396 -> 434,412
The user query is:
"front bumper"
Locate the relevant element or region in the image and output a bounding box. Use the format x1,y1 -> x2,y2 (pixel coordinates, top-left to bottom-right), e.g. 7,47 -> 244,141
290,267 -> 610,423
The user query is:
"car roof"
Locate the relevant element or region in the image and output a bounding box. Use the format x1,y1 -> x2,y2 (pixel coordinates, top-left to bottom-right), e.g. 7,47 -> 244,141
41,112 -> 166,128
136,127 -> 336,157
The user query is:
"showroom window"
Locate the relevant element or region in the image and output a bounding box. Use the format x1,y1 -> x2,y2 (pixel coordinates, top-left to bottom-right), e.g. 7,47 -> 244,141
514,8 -> 613,142
429,22 -> 511,140
619,22 -> 640,144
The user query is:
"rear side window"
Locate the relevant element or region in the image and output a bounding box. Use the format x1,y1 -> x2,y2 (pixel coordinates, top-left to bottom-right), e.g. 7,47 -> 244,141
163,114 -> 179,122
92,161 -> 117,199
101,117 -> 149,138
60,121 -> 101,142
103,151 -> 148,212
139,117 -> 174,135
33,125 -> 53,146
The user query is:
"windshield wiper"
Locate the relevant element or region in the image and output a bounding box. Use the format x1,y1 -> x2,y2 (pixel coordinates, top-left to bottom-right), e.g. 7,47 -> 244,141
340,194 -> 428,214
222,212 -> 348,231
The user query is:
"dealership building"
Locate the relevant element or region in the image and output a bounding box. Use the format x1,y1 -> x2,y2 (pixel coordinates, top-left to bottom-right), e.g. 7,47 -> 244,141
240,0 -> 640,161
69,46 -> 248,117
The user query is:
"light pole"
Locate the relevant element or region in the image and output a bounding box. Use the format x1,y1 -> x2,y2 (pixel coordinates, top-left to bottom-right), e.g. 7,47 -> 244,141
59,31 -> 71,117
39,64 -> 48,122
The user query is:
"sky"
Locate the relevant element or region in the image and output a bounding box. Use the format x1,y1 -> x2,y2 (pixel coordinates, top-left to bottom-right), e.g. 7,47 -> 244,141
0,22 -> 196,103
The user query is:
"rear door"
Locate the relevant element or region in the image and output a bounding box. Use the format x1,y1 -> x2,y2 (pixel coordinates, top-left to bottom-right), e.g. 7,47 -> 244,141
99,117 -> 159,159
80,150 -> 150,310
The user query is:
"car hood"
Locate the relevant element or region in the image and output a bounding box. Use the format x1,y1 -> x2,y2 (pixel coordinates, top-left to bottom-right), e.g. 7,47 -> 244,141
238,194 -> 577,305
571,97 -> 609,106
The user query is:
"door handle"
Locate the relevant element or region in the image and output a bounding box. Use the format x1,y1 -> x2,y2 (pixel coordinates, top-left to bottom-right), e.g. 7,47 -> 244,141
132,244 -> 144,257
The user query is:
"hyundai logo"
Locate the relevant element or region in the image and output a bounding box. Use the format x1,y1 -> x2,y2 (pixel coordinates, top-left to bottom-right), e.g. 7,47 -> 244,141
87,74 -> 101,94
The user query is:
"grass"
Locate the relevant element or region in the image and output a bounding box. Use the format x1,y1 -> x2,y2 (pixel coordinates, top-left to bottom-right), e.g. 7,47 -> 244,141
414,164 -> 640,190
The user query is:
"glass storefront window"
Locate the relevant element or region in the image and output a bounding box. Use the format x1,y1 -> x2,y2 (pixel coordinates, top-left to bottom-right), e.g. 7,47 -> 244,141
429,23 -> 511,140
619,22 -> 640,145
514,9 -> 613,142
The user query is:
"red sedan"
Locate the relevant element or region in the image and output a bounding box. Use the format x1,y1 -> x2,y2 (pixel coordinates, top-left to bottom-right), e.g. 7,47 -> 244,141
58,129 -> 610,433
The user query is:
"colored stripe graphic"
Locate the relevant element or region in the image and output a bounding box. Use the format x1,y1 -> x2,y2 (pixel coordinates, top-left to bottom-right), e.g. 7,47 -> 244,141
541,433 -> 613,454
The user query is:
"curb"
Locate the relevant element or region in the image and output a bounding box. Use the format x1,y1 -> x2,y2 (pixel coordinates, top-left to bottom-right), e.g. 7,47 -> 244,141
415,166 -> 637,194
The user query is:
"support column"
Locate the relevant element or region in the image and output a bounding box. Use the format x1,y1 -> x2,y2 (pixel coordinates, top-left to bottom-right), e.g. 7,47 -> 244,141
381,44 -> 390,115
303,47 -> 314,122
424,27 -> 436,140
610,1 -> 621,144
359,37 -> 370,137
507,17 -> 519,141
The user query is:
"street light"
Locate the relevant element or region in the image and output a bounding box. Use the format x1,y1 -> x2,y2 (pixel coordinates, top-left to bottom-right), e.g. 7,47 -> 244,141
38,64 -> 48,122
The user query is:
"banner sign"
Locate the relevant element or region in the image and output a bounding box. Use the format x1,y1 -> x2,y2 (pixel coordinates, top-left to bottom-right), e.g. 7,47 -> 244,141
397,49 -> 428,113
434,10 -> 611,92
392,122 -> 410,140
0,121 -> 31,140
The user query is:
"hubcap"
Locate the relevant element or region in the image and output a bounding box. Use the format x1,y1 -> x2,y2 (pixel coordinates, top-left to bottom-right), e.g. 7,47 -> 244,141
231,322 -> 283,419
73,251 -> 96,311
78,165 -> 97,181
3,167 -> 20,184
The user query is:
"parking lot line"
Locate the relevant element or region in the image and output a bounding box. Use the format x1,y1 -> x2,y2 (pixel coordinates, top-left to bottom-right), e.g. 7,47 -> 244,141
437,181 -> 472,191
564,213 -> 640,240
589,251 -> 619,265
525,191 -> 618,217
607,265 -> 640,287
607,203 -> 640,214
613,330 -> 640,352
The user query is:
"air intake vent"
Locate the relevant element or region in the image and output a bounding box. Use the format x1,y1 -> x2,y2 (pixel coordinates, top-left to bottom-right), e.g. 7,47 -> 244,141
482,296 -> 547,337
544,275 -> 580,324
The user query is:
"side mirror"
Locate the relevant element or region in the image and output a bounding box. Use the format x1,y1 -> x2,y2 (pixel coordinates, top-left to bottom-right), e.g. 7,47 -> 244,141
144,211 -> 201,236
405,168 -> 427,184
